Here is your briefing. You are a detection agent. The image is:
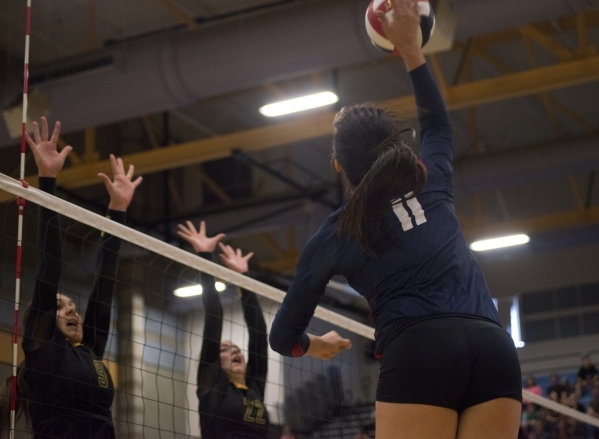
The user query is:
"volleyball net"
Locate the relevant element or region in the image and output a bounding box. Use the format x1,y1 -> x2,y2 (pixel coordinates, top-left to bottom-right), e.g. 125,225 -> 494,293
1,172 -> 599,439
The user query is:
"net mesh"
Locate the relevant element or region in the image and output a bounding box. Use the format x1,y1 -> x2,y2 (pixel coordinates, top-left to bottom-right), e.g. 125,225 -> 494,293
0,174 -> 375,439
1,173 -> 599,439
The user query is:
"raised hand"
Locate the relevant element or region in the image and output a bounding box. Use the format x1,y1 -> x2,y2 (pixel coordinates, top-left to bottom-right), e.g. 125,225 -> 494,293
97,154 -> 142,212
376,0 -> 425,71
218,243 -> 253,274
177,220 -> 226,253
26,117 -> 72,178
306,331 -> 352,360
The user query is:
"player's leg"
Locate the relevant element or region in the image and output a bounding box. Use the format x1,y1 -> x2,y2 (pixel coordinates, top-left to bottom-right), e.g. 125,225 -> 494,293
375,317 -> 469,439
376,401 -> 457,439
456,318 -> 522,439
455,398 -> 521,439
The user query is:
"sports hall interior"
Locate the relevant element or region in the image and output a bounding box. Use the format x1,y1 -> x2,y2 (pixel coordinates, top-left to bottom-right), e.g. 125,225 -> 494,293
0,0 -> 598,438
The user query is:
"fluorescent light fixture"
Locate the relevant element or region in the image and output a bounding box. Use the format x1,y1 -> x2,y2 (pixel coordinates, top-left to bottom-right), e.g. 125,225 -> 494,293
215,281 -> 227,292
469,234 -> 530,252
259,92 -> 339,117
174,285 -> 203,297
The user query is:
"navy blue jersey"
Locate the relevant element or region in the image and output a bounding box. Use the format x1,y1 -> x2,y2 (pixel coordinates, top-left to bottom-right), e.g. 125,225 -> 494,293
269,63 -> 502,358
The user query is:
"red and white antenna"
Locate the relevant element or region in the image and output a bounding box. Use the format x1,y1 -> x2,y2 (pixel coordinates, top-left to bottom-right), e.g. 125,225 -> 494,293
11,0 -> 32,437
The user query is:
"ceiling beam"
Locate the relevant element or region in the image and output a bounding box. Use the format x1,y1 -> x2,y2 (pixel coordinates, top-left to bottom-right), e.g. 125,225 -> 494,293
2,55 -> 599,203
154,0 -> 199,30
462,206 -> 599,241
255,206 -> 599,273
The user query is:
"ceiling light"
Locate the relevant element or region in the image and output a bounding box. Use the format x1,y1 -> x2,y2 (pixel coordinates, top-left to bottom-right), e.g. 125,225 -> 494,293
259,92 -> 339,117
215,281 -> 227,292
470,234 -> 530,252
174,285 -> 203,297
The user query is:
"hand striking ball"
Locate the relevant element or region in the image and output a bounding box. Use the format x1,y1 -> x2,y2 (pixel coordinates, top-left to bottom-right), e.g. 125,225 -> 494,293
365,0 -> 435,56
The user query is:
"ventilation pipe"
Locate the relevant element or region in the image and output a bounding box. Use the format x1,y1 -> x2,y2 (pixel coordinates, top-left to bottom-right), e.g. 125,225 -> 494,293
0,0 -> 595,146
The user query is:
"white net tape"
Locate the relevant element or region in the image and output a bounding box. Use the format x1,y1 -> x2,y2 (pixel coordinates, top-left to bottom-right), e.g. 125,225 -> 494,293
0,172 -> 374,341
522,389 -> 599,428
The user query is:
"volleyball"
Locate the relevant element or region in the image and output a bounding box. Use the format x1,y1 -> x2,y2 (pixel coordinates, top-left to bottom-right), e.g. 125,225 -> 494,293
365,0 -> 435,55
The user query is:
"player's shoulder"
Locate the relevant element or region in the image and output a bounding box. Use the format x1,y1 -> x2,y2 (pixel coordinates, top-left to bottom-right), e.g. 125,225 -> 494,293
312,206 -> 343,241
299,207 -> 344,261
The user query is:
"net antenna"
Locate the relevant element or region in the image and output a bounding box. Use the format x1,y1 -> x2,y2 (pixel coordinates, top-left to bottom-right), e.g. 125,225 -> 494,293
10,1 -> 32,438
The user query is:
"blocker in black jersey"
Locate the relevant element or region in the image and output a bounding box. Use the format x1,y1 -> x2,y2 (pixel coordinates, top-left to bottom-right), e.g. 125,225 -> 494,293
196,252 -> 269,439
22,177 -> 124,439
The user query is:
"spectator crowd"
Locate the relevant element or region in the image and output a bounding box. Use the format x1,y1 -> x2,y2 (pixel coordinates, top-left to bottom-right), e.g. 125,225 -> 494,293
520,355 -> 599,439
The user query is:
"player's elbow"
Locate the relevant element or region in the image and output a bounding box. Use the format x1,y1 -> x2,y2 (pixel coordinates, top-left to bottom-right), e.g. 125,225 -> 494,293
268,330 -> 285,356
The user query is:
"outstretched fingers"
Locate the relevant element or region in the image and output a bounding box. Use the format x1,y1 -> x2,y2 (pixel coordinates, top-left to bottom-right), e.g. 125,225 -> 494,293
32,121 -> 42,144
131,175 -> 143,188
50,120 -> 61,145
41,117 -> 49,142
218,242 -> 234,256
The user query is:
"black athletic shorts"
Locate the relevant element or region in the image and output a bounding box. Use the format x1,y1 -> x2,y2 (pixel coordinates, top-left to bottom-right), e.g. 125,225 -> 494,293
376,314 -> 522,413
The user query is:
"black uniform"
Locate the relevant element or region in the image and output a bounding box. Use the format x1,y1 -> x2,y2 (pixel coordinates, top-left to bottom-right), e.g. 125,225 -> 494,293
197,253 -> 269,439
22,177 -> 124,439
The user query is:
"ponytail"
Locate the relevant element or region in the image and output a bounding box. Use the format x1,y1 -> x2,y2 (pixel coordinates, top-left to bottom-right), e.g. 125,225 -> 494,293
332,103 -> 427,256
0,360 -> 29,439
337,136 -> 427,256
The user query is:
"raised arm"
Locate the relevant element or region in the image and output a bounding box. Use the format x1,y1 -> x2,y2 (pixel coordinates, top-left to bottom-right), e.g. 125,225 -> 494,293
378,0 -> 452,176
219,243 -> 268,395
178,221 -> 226,394
22,118 -> 72,352
83,155 -> 142,357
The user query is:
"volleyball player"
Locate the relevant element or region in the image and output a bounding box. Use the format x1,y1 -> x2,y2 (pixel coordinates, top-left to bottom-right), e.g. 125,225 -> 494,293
0,117 -> 141,439
177,221 -> 269,439
269,1 -> 522,438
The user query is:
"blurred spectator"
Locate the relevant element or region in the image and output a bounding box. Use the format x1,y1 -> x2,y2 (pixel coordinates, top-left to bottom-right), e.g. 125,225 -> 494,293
521,403 -> 540,438
280,425 -> 295,439
588,382 -> 599,418
560,376 -> 573,396
564,392 -> 585,413
524,375 -> 543,405
555,415 -> 584,439
539,408 -> 557,438
577,355 -> 597,393
586,383 -> 599,439
546,391 -> 560,423
547,372 -> 567,401
355,410 -> 375,439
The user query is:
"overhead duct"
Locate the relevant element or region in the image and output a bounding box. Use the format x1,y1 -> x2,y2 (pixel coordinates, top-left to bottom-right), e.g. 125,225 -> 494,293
0,0 -> 595,147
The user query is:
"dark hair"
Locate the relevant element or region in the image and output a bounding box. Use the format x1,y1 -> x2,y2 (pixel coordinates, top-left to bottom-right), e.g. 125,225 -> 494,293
0,361 -> 29,439
0,307 -> 31,438
333,103 -> 427,256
